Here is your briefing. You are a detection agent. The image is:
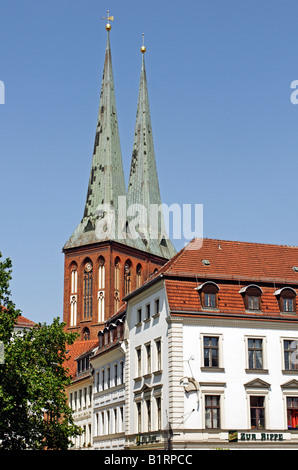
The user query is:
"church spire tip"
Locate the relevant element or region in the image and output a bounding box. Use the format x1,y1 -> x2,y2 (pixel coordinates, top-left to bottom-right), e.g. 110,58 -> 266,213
101,9 -> 114,31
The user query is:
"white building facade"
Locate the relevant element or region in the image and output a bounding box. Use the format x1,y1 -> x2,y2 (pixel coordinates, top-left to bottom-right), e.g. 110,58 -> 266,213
91,315 -> 126,449
124,239 -> 298,449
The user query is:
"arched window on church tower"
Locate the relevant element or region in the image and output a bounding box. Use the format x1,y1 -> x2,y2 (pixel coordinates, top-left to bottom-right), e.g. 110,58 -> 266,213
83,260 -> 93,318
70,263 -> 78,326
82,327 -> 90,341
98,257 -> 105,323
136,263 -> 142,289
114,257 -> 121,313
124,260 -> 132,295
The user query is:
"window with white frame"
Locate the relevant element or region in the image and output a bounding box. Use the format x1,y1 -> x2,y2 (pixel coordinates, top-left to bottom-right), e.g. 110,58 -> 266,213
245,336 -> 267,371
155,339 -> 162,372
283,339 -> 298,371
136,347 -> 142,377
201,334 -> 224,370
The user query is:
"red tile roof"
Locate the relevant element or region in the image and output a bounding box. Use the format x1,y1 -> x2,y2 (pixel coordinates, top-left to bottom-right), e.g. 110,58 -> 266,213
139,238 -> 298,321
157,238 -> 298,284
16,315 -> 36,328
65,340 -> 98,378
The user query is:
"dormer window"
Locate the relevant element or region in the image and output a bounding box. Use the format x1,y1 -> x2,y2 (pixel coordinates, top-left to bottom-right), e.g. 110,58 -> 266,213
196,282 -> 219,309
239,285 -> 263,312
274,287 -> 297,314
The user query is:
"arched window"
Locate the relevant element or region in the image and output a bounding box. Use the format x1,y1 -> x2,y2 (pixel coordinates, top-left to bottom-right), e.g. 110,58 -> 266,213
114,257 -> 121,313
98,257 -> 105,323
124,259 -> 132,295
196,282 -> 219,309
274,287 -> 297,313
98,256 -> 105,290
114,257 -> 120,291
70,263 -> 78,294
83,261 -> 93,318
70,263 -> 78,326
82,327 -> 90,341
239,284 -> 263,311
70,295 -> 77,327
136,263 -> 142,289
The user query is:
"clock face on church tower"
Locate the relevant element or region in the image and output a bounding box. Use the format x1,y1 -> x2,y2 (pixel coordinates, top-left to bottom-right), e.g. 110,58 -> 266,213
84,262 -> 92,272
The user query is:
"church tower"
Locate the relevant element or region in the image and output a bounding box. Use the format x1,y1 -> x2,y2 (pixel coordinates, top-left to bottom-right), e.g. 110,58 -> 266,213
62,19 -> 176,340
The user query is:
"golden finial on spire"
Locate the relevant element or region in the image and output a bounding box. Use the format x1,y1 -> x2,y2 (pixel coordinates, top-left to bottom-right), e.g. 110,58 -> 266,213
101,10 -> 114,31
141,33 -> 146,53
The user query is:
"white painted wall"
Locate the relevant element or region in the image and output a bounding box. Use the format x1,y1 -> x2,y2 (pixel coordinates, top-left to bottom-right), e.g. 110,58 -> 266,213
182,320 -> 298,432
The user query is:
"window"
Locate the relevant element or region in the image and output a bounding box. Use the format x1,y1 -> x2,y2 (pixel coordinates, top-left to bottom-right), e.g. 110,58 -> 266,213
98,256 -> 105,289
145,303 -> 151,320
98,257 -> 105,323
145,343 -> 151,375
70,263 -> 78,326
136,348 -> 142,377
124,260 -> 132,295
250,396 -> 265,429
70,295 -> 77,327
284,340 -> 298,371
275,288 -> 297,314
240,285 -> 262,311
196,282 -> 219,309
248,338 -> 263,370
70,263 -> 78,294
154,298 -> 160,316
114,363 -> 118,386
107,367 -> 111,389
114,408 -> 118,434
101,369 -> 105,391
82,327 -> 90,341
83,261 -> 93,318
205,395 -> 220,429
287,397 -> 298,429
136,264 -> 142,289
156,397 -> 161,430
155,339 -> 162,371
203,336 -> 219,368
146,400 -> 151,432
114,257 -> 120,313
120,361 -> 124,384
137,402 -> 142,433
120,406 -> 124,432
137,308 -> 142,324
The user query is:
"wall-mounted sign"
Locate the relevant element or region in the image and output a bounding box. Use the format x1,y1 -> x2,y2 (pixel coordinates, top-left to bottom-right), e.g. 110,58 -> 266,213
229,431 -> 284,442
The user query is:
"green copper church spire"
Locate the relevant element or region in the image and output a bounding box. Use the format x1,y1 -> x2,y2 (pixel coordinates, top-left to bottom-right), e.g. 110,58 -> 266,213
64,17 -> 126,250
126,37 -> 176,259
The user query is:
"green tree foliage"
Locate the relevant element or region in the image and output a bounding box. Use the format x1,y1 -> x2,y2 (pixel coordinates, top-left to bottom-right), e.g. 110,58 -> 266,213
0,253 -> 81,449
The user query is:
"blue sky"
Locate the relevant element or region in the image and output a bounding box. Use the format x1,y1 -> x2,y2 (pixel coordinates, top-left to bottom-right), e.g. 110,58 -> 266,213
1,0 -> 298,324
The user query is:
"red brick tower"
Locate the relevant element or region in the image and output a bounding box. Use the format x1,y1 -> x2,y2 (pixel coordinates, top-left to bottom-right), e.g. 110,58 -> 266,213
62,25 -> 176,340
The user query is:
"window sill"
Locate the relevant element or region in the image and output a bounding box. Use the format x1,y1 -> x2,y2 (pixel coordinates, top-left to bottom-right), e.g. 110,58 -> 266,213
134,376 -> 142,382
135,322 -> 142,328
144,318 -> 151,324
245,368 -> 268,374
153,370 -> 163,376
282,369 -> 298,374
200,367 -> 225,372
